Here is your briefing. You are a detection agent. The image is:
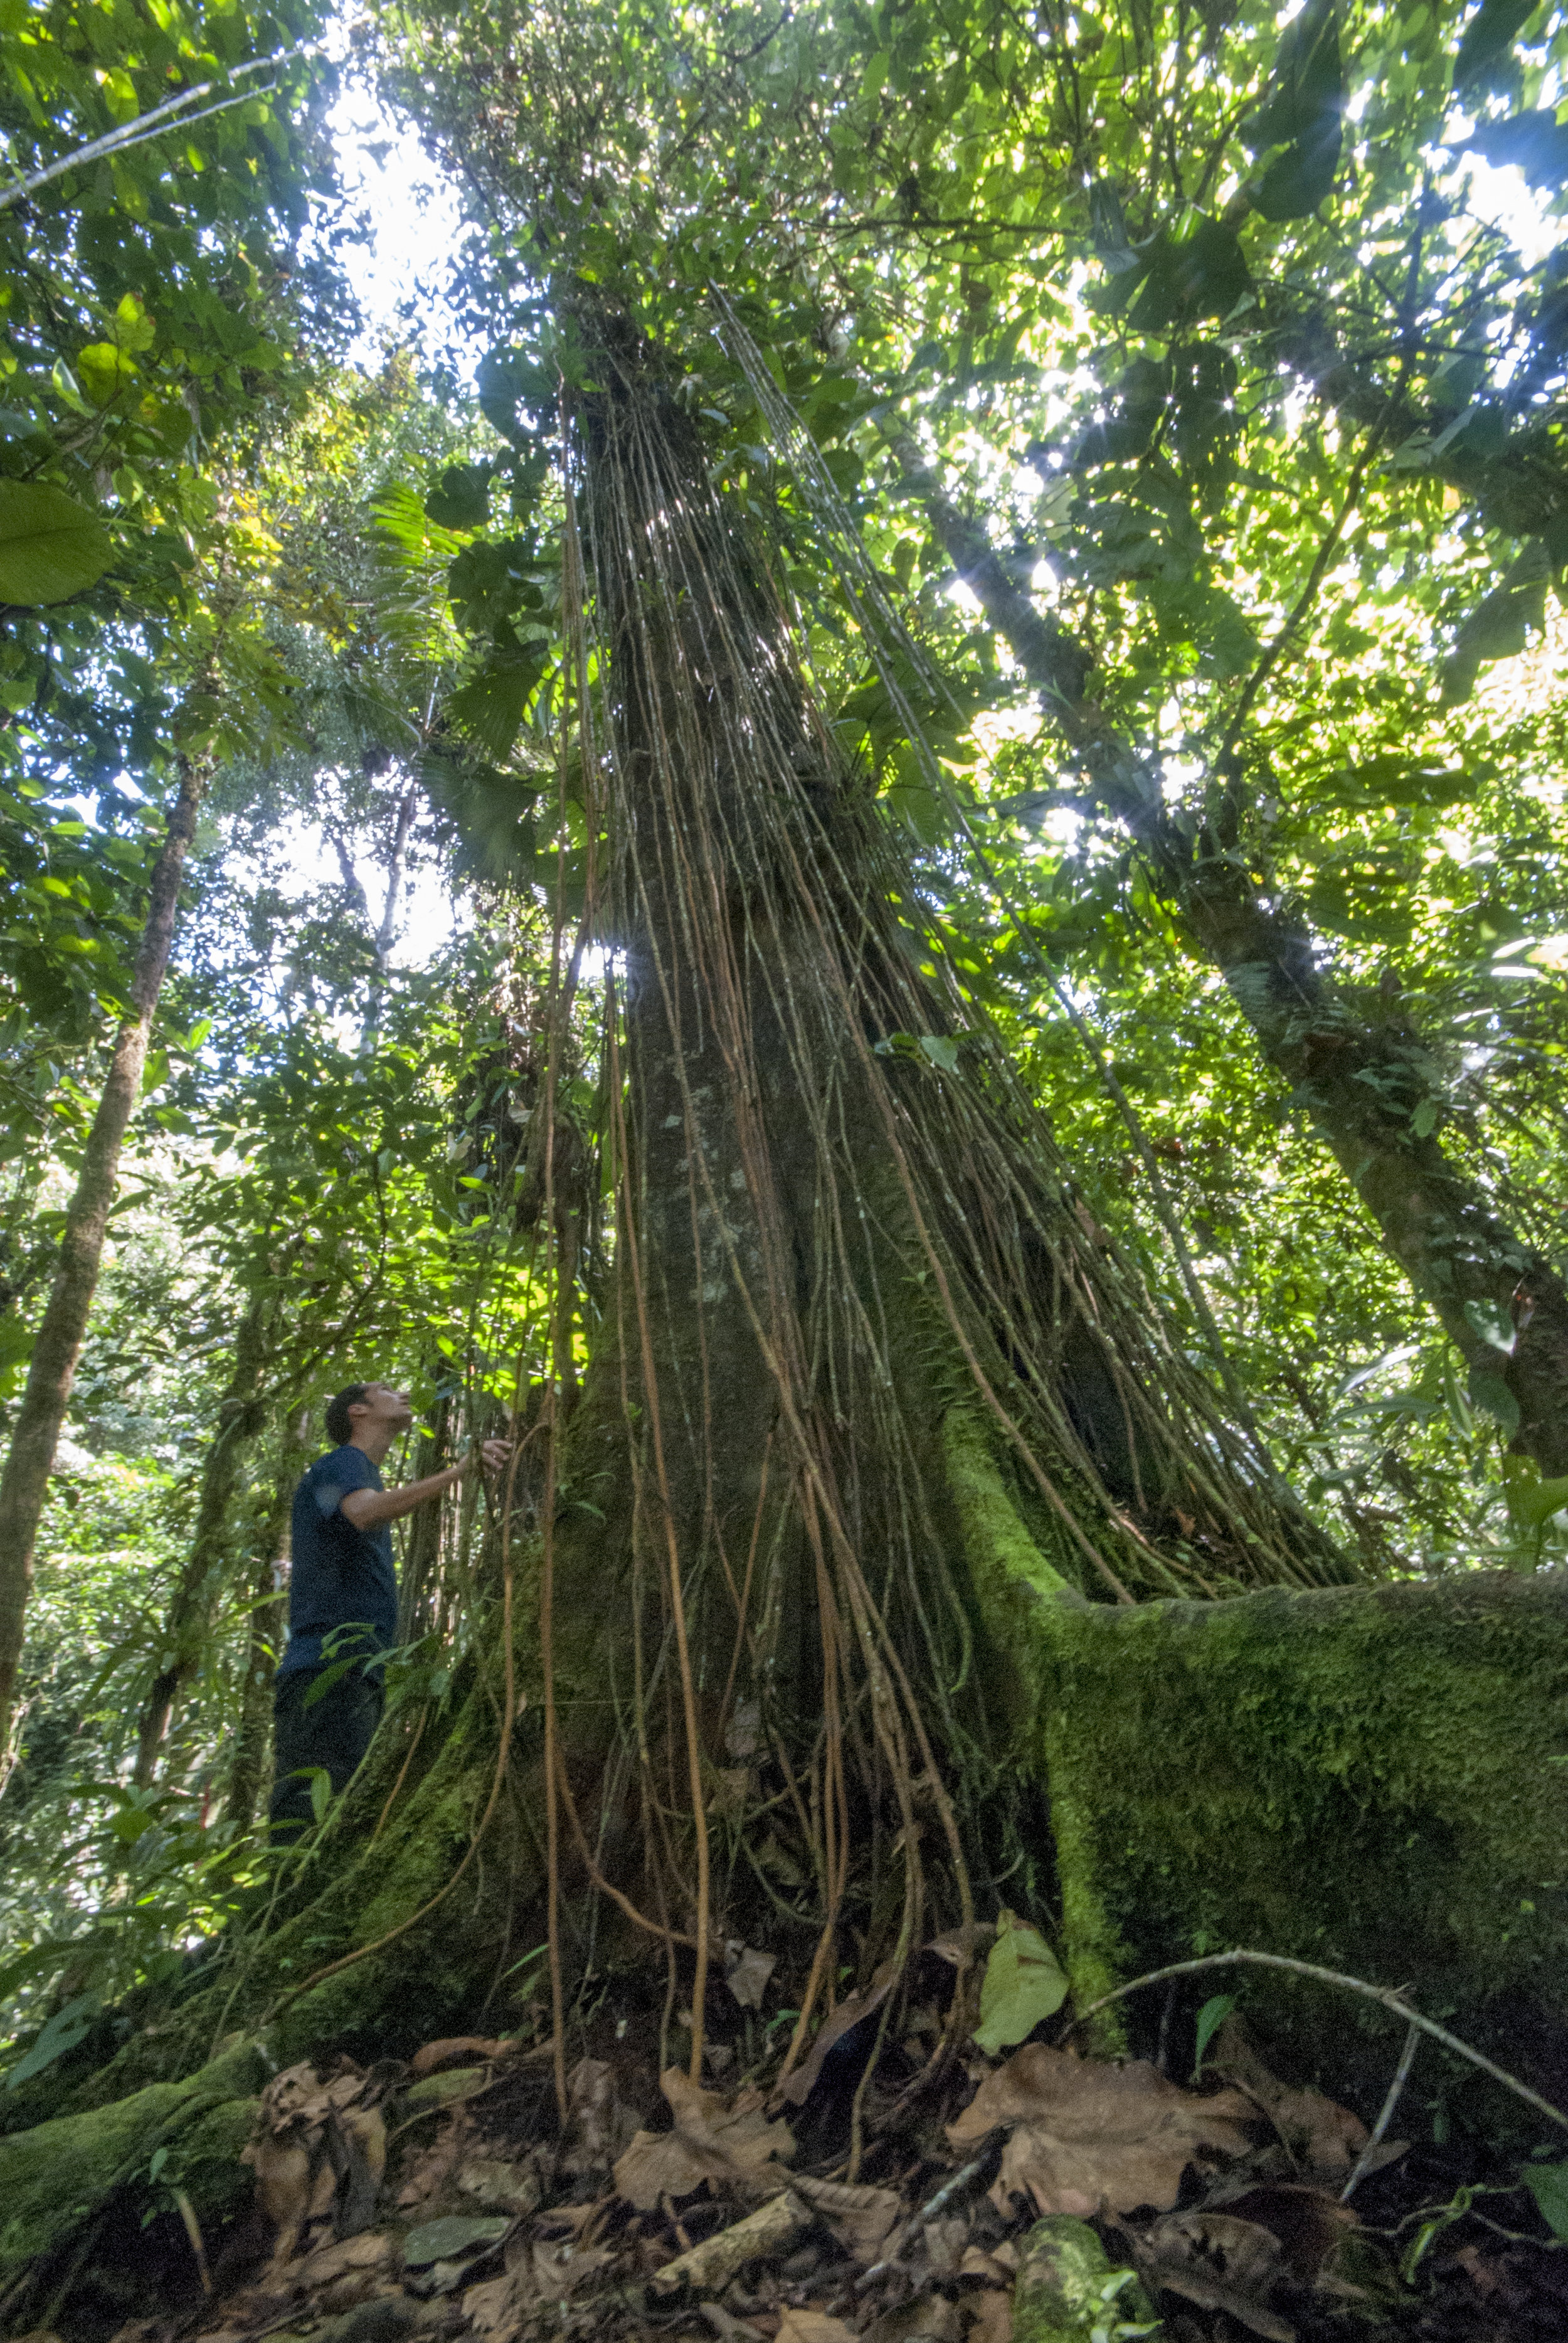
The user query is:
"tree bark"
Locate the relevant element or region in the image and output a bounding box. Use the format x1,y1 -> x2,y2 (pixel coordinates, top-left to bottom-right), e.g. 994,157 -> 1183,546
897,439 -> 1568,1477
132,1288 -> 271,1788
223,1411 -> 306,1832
0,757 -> 206,1765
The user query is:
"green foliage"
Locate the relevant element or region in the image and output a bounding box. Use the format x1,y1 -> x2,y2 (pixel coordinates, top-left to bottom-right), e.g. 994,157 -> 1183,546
4,0 -> 1568,2081
973,1910 -> 1069,2054
0,481 -> 113,603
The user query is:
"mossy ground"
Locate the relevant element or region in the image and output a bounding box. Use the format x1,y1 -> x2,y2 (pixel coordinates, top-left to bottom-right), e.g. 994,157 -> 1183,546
0,2040 -> 267,2290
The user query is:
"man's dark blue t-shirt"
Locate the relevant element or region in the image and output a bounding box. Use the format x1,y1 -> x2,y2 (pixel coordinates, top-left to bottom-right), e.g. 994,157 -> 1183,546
278,1445 -> 398,1682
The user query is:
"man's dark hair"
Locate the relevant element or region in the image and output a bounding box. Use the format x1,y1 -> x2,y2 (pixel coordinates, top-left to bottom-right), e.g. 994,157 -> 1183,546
326,1384 -> 371,1447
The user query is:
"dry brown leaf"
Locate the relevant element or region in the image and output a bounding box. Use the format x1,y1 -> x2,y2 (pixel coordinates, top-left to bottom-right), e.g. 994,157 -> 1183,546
949,2043 -> 1256,2217
1207,2181 -> 1359,2278
777,1969 -> 898,2107
463,2273 -> 527,2342
726,1943 -> 778,2010
458,2157 -> 543,2214
922,2216 -> 970,2274
1208,2017 -> 1367,2176
775,2313 -> 856,2343
957,2245 -> 1012,2285
1141,2209 -> 1294,2342
530,2238 -> 614,2300
563,2056 -> 622,2171
862,2294 -> 963,2343
615,2068 -> 796,2209
290,2233 -> 394,2291
790,2174 -> 900,2260
409,2036 -> 512,2080
395,2107 -> 477,2209
960,2290 -> 1012,2343
535,2197 -> 609,2240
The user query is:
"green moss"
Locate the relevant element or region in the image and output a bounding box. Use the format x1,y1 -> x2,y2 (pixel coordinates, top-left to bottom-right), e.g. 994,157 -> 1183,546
0,2041 -> 268,2283
1038,1573 -> 1568,2096
944,1404 -> 1088,1759
1010,2215 -> 1161,2341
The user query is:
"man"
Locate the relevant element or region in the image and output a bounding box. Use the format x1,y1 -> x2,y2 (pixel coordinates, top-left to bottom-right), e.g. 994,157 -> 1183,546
268,1381 -> 509,1837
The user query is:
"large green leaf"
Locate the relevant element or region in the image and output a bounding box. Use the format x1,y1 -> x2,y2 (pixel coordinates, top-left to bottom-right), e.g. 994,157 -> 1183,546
1453,0 -> 1538,90
1441,545 -> 1549,702
972,1910 -> 1069,2053
0,481 -> 114,604
426,462 -> 492,531
1126,215 -> 1251,334
75,341 -> 139,408
1246,0 -> 1344,220
1523,2159 -> 1568,2238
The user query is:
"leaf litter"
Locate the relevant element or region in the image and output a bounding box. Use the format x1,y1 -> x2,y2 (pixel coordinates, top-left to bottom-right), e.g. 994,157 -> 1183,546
101,1979 -> 1568,2343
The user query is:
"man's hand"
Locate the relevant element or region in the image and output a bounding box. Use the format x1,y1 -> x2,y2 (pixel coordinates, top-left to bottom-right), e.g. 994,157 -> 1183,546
467,1437 -> 514,1479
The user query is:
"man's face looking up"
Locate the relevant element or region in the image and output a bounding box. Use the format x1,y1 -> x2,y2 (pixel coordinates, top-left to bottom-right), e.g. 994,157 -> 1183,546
350,1383 -> 416,1441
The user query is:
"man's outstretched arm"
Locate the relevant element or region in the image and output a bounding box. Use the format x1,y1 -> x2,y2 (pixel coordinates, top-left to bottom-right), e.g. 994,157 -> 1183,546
340,1438 -> 511,1531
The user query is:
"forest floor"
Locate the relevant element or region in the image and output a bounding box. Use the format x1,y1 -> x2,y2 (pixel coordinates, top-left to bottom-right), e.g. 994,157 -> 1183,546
66,1961 -> 1568,2343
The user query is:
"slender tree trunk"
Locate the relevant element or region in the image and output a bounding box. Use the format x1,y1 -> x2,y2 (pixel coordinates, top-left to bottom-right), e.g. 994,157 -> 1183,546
362,778 -> 418,1056
396,1391 -> 450,1644
223,1411 -> 306,1832
132,1290 -> 271,1787
898,440 -> 1568,1476
0,757 -> 206,1765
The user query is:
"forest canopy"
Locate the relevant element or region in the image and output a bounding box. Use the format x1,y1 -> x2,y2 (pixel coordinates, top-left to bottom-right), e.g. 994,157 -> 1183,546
0,0 -> 1566,2322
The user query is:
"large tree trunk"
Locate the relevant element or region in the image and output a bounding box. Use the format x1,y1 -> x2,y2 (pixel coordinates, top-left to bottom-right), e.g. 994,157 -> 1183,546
116,336 -> 1349,2090
0,758 -> 205,1768
132,1289 -> 272,1788
898,440 -> 1568,1476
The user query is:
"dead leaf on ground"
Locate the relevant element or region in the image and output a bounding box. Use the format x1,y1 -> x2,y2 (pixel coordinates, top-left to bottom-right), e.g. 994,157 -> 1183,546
290,2232 -> 395,2292
1141,2209 -> 1294,2341
1206,2180 -> 1359,2278
615,2067 -> 797,2209
458,2156 -> 543,2214
922,2216 -> 970,2274
535,2196 -> 610,2241
240,2060 -> 392,2261
957,2245 -> 1012,2285
776,1972 -> 896,2107
530,2237 -> 614,2300
409,2036 -> 514,2080
726,1942 -> 778,2009
949,2042 -> 1257,2217
395,2106 -> 477,2208
960,2290 -> 1012,2343
774,2312 -> 856,2343
1208,2016 -> 1367,2175
464,2272 -> 527,2342
862,2293 -> 963,2343
790,2173 -> 899,2260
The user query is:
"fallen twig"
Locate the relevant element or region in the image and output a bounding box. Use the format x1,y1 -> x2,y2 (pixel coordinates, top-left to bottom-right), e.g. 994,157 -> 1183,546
850,2140 -> 998,2295
1061,1949 -> 1568,2137
1343,2018 -> 1421,2202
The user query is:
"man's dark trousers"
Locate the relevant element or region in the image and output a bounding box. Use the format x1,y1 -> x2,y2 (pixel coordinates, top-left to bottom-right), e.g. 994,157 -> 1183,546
268,1666 -> 383,1837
